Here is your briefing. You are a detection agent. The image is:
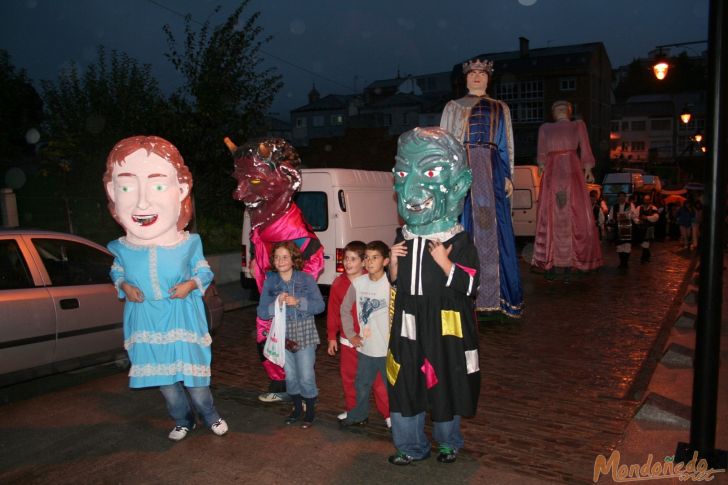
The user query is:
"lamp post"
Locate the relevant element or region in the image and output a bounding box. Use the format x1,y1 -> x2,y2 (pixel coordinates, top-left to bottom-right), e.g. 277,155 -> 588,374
673,0 -> 727,469
651,40 -> 708,80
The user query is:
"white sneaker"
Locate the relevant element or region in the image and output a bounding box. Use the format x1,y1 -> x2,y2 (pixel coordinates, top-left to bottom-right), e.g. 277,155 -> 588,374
337,411 -> 348,420
168,425 -> 191,441
211,418 -> 228,436
385,417 -> 392,429
258,392 -> 285,403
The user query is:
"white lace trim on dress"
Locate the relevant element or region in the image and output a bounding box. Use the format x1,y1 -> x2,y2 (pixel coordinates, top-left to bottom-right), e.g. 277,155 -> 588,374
125,329 -> 213,350
129,361 -> 211,378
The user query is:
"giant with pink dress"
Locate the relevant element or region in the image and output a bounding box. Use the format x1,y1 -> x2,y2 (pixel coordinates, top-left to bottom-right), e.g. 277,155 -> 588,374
531,100 -> 602,272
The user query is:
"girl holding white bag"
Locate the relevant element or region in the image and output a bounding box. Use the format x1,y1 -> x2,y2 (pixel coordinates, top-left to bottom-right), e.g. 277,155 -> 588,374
257,241 -> 326,428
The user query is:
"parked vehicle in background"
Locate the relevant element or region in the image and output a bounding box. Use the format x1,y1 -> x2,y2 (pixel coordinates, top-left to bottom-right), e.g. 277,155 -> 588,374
602,172 -> 645,207
511,165 -> 542,237
0,229 -> 223,386
634,174 -> 662,204
241,168 -> 400,290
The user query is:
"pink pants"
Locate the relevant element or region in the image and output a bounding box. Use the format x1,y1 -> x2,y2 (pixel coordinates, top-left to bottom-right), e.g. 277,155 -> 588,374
340,344 -> 389,418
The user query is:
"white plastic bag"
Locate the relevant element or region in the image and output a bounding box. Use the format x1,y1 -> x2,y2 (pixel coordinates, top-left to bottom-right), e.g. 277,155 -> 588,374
263,300 -> 286,367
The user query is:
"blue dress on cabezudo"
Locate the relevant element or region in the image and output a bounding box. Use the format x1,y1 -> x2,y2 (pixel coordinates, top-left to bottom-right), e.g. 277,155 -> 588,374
108,232 -> 213,388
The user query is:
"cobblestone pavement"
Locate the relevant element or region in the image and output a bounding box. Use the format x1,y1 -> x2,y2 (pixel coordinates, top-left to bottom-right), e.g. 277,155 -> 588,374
212,240 -> 695,485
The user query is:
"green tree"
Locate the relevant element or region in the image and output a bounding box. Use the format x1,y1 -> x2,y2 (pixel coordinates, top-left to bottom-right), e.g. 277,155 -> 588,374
163,0 -> 282,251
40,46 -> 169,195
0,49 -> 43,160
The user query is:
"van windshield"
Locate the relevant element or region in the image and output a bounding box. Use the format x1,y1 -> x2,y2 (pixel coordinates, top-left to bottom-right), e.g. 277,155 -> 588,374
603,183 -> 631,195
294,192 -> 328,231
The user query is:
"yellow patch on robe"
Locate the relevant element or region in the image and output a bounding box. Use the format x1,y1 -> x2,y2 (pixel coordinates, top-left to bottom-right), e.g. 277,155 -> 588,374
386,351 -> 400,386
441,310 -> 463,338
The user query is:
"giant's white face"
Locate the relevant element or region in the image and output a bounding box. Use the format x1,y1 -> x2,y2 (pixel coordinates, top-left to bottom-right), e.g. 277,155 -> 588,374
466,69 -> 488,95
106,148 -> 189,245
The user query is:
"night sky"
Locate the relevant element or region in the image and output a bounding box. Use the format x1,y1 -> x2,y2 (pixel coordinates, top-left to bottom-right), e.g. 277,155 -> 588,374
0,0 -> 710,119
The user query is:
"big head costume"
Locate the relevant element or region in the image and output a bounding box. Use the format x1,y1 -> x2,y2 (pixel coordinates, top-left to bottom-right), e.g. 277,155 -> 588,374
104,136 -> 227,439
387,127 -> 480,461
228,137 -> 324,386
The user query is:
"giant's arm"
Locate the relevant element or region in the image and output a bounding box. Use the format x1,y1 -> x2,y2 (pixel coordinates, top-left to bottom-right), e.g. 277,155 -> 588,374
500,102 -> 515,177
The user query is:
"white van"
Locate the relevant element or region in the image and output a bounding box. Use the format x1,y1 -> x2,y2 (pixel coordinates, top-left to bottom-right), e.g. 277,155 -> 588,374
241,168 -> 400,289
511,165 -> 541,237
602,172 -> 645,207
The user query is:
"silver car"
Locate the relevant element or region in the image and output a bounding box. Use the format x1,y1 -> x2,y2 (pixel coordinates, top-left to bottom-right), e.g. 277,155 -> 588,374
0,229 -> 223,386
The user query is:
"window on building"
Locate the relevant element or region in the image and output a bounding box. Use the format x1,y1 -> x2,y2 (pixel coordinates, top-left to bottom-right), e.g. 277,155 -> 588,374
295,117 -> 307,128
652,139 -> 672,156
519,101 -> 543,122
631,141 -> 646,151
696,118 -> 706,131
622,141 -> 629,151
650,119 -> 671,131
313,116 -> 325,127
610,140 -> 619,151
520,80 -> 543,99
559,77 -> 576,91
621,121 -> 629,131
495,82 -> 517,101
330,114 -> 344,126
611,121 -> 620,132
631,121 -> 646,131
401,113 -> 409,125
382,113 -> 392,127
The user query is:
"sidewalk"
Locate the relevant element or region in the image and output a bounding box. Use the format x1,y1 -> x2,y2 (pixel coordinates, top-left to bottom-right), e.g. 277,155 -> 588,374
595,253 -> 728,484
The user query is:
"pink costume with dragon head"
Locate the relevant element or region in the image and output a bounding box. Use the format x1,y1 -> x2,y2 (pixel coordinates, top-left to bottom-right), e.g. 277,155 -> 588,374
227,137 -> 324,385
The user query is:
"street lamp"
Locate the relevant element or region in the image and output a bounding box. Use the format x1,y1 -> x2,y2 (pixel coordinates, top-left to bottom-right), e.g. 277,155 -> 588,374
651,40 -> 708,80
694,131 -> 703,143
653,56 -> 669,80
680,105 -> 693,124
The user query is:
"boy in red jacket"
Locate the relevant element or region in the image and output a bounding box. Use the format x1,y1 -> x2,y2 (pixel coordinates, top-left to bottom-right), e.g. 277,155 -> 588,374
327,240 -> 389,426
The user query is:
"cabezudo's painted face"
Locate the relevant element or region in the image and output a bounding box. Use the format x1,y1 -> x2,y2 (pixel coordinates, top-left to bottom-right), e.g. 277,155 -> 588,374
466,69 -> 489,93
231,140 -> 301,229
108,148 -> 188,245
232,153 -> 291,209
394,127 -> 472,235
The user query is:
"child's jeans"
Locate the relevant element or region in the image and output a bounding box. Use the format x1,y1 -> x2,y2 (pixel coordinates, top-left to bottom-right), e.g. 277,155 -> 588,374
346,352 -> 388,423
284,344 -> 318,399
159,382 -> 221,428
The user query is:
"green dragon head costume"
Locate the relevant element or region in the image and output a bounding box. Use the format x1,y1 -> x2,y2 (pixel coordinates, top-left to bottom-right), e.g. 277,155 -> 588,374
393,127 -> 472,236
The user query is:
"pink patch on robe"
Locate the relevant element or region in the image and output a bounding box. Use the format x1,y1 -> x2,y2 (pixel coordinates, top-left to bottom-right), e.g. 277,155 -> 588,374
454,263 -> 476,277
421,358 -> 438,389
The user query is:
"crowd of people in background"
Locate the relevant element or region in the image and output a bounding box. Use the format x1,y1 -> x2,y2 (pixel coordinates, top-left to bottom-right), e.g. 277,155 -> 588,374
589,188 -> 704,271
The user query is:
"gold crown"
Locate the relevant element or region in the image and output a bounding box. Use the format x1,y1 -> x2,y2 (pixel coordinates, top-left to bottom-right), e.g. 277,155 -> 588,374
462,58 -> 494,75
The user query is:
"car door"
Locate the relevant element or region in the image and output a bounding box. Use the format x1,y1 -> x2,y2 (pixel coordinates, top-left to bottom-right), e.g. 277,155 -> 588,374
0,236 -> 56,377
24,236 -> 124,365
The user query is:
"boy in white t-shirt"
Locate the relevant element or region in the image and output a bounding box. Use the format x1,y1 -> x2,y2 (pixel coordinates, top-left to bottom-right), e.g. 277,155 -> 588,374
339,240 -> 391,428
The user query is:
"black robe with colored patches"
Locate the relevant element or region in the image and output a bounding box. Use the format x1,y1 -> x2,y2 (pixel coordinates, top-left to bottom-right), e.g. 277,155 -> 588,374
387,229 -> 480,421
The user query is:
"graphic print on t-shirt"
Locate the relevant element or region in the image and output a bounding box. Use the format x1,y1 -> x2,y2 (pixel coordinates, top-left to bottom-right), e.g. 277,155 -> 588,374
359,296 -> 386,326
